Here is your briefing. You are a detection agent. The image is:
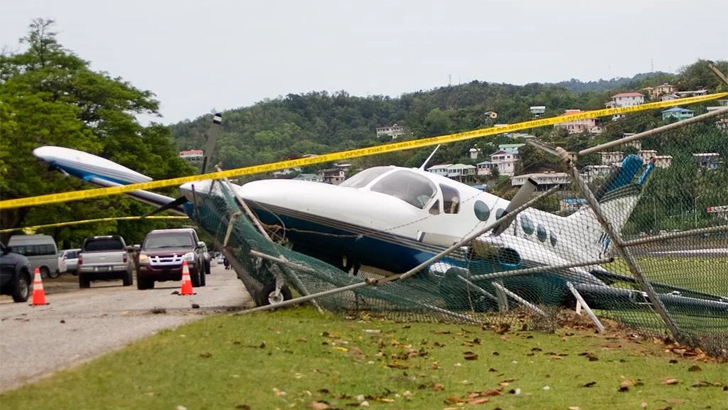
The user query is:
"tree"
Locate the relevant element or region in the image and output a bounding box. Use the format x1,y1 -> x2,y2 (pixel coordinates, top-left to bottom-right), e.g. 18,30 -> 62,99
0,19 -> 193,243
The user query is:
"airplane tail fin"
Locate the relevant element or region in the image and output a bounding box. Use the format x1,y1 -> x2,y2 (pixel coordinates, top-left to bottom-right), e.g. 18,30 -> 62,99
568,154 -> 654,256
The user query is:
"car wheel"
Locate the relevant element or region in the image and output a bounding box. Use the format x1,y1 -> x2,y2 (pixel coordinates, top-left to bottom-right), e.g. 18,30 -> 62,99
122,270 -> 133,286
191,269 -> 201,288
137,277 -> 154,290
79,273 -> 90,288
205,261 -> 211,274
48,268 -> 60,279
259,283 -> 292,306
40,266 -> 50,279
200,267 -> 206,286
11,271 -> 31,303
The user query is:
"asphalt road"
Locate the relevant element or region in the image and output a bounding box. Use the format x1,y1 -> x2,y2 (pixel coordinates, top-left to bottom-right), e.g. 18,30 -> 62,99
0,265 -> 252,392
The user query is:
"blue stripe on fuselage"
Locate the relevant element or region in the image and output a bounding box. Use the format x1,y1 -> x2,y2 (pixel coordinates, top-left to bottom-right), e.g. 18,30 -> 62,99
51,164 -> 140,187
252,207 -> 433,273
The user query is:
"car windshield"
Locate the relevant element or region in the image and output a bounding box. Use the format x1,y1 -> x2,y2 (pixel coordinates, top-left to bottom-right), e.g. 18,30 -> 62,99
340,167 -> 393,188
143,234 -> 194,250
369,170 -> 436,209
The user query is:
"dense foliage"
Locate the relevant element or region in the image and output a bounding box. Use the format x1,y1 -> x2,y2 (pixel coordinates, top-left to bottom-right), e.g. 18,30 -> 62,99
172,60 -> 727,233
172,60 -> 727,174
0,19 -> 194,246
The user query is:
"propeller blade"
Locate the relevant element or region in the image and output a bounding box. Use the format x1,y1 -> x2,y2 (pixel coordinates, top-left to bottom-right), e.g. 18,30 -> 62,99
142,196 -> 188,218
492,177 -> 538,235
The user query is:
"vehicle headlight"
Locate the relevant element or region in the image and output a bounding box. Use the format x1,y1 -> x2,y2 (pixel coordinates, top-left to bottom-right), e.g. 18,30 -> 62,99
183,252 -> 195,262
139,254 -> 149,264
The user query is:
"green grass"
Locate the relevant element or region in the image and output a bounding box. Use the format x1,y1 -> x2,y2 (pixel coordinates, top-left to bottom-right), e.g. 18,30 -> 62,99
609,257 -> 728,296
2,308 -> 726,410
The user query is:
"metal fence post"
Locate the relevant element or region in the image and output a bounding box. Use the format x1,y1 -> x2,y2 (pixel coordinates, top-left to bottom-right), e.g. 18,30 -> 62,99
564,157 -> 682,340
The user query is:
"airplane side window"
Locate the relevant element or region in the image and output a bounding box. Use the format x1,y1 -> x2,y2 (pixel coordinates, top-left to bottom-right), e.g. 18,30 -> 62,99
440,184 -> 460,214
473,200 -> 490,221
550,231 -> 558,247
521,215 -> 535,235
496,208 -> 506,219
537,224 -> 548,242
370,171 -> 436,210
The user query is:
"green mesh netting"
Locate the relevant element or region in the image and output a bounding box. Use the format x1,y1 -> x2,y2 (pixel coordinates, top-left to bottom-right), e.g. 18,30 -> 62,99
191,110 -> 727,355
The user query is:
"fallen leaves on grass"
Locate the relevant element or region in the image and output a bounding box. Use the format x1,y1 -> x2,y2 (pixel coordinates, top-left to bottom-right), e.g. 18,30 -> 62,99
580,381 -> 597,388
578,352 -> 599,361
618,379 -> 644,392
199,352 -> 212,358
687,365 -> 702,372
463,351 -> 479,360
661,377 -> 679,385
386,360 -> 409,369
308,402 -> 330,409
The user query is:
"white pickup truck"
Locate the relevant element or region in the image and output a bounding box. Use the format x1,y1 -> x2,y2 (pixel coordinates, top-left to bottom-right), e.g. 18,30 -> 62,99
78,235 -> 134,288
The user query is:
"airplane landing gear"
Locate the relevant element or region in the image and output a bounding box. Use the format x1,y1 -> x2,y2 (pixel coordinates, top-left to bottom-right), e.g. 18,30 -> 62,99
260,282 -> 292,306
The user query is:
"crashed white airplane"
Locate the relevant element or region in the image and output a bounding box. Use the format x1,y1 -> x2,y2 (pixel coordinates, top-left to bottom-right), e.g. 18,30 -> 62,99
32,145 -> 727,316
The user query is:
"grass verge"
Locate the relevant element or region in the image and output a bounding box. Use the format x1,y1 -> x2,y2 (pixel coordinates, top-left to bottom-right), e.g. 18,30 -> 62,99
1,307 -> 726,410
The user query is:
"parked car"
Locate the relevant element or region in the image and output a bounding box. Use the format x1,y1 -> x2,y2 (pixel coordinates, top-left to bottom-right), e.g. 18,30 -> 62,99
135,228 -> 207,290
0,242 -> 33,303
78,236 -> 133,288
60,249 -> 81,275
8,234 -> 60,279
200,242 -> 212,274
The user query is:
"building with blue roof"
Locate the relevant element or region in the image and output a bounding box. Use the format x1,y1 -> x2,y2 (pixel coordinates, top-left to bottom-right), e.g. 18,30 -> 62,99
662,107 -> 694,121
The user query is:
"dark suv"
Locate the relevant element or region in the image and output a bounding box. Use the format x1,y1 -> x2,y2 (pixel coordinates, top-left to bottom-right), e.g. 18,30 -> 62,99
0,242 -> 32,303
135,228 -> 207,290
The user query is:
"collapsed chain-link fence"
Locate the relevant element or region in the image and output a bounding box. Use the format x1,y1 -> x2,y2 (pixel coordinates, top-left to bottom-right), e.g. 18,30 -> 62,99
191,108 -> 727,356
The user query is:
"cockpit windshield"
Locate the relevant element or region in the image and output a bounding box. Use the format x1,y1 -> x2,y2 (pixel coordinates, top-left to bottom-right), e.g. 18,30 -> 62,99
370,170 -> 436,209
340,167 -> 393,188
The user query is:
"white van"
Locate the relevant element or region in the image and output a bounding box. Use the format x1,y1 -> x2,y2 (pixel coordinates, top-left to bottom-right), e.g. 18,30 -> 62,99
8,235 -> 61,279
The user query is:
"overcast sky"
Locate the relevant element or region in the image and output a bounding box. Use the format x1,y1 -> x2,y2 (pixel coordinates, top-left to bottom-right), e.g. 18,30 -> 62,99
1,0 -> 726,124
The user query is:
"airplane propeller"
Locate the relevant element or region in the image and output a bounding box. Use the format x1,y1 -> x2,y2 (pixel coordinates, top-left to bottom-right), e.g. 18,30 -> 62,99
491,177 -> 538,236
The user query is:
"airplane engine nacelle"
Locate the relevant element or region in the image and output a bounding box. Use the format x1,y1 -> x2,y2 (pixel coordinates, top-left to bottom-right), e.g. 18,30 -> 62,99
470,241 -> 522,267
497,247 -> 521,266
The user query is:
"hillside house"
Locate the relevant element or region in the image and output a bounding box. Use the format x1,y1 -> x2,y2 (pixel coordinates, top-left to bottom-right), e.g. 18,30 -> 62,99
606,92 -> 645,120
600,151 -> 624,166
554,109 -> 603,134
647,83 -> 676,99
476,161 -> 497,176
662,107 -> 694,121
179,149 -> 204,165
530,106 -> 546,117
319,168 -> 346,185
427,164 -> 452,177
512,172 -> 570,190
693,153 -> 721,170
639,150 -> 658,164
490,150 -> 518,176
654,155 -> 673,169
375,124 -> 405,139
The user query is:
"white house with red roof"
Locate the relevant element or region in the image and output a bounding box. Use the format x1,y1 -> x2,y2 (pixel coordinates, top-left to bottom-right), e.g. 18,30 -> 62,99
605,92 -> 645,120
179,149 -> 204,165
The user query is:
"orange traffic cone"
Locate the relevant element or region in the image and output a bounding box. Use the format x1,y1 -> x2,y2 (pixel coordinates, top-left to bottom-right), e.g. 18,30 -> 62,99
179,260 -> 194,296
31,268 -> 48,306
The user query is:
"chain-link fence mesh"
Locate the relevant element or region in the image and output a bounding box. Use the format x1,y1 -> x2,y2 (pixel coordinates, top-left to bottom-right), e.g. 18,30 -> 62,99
191,109 -> 727,356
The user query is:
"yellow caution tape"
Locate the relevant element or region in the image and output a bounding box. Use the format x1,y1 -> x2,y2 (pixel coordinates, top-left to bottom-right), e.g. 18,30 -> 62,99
1,92 -> 726,210
0,216 -> 188,234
